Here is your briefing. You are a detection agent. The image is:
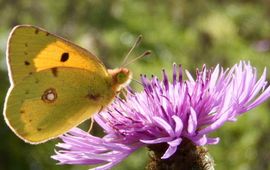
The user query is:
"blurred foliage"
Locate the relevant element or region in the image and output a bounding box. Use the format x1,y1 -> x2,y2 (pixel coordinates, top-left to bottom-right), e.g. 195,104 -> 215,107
0,0 -> 269,170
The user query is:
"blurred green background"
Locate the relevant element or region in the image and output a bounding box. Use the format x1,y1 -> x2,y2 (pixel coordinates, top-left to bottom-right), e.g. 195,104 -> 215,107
0,0 -> 270,170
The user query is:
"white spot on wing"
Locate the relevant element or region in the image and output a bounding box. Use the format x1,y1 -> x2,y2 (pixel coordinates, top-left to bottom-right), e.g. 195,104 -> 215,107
47,93 -> 55,101
42,88 -> 57,103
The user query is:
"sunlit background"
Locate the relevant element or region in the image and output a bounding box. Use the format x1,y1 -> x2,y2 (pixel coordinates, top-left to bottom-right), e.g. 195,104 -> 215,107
0,1 -> 270,170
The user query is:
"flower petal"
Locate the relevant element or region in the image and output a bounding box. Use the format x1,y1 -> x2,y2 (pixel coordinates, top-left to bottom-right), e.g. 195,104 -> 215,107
161,146 -> 177,159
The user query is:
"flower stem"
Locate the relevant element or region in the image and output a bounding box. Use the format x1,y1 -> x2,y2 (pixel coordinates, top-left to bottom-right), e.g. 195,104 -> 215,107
146,139 -> 215,170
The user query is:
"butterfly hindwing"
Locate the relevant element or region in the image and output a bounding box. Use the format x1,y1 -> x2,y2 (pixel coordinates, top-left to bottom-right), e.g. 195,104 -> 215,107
4,67 -> 114,143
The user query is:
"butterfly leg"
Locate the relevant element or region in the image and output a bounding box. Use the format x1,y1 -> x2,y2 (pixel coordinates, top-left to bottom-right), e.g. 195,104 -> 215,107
88,106 -> 104,133
117,88 -> 128,100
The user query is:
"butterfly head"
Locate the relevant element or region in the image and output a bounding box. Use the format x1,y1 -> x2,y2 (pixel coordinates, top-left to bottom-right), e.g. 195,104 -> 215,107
108,68 -> 132,91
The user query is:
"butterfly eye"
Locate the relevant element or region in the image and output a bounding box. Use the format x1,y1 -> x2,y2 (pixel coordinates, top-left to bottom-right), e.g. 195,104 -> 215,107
116,72 -> 128,84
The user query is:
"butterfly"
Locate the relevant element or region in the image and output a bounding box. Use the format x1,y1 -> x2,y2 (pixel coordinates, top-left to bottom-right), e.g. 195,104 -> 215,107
3,25 -> 132,144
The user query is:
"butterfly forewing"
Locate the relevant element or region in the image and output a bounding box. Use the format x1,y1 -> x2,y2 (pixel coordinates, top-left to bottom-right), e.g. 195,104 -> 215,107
7,25 -> 108,84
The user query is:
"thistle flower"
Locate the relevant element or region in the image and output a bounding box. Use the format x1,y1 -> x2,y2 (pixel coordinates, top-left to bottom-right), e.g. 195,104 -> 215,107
52,61 -> 270,170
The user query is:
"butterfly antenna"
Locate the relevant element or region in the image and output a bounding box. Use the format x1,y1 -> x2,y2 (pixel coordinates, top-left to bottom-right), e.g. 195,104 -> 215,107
121,35 -> 143,67
122,50 -> 151,67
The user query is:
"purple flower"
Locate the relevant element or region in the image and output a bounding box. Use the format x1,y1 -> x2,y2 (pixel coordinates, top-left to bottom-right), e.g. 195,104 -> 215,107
52,61 -> 270,170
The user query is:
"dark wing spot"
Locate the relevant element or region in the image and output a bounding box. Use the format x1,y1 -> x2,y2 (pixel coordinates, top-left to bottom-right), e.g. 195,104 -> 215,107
35,79 -> 39,84
86,93 -> 101,101
37,128 -> 42,131
24,61 -> 30,66
35,29 -> 39,34
24,51 -> 28,55
29,119 -> 32,122
24,43 -> 28,47
29,72 -> 33,75
51,68 -> 58,77
20,110 -> 25,114
20,132 -> 28,137
60,52 -> 69,62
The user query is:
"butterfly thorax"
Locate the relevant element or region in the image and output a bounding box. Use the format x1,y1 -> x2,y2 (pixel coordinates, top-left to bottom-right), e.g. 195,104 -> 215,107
108,68 -> 132,92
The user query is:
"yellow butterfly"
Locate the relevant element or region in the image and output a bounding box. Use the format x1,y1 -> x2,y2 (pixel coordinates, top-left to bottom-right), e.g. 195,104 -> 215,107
3,25 -> 132,144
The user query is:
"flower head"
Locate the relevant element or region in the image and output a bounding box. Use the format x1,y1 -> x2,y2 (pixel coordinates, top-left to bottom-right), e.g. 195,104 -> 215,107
52,61 -> 270,170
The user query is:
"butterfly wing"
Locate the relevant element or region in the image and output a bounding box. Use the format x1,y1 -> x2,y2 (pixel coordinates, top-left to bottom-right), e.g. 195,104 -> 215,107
7,25 -> 108,84
4,25 -> 116,143
4,68 -> 114,144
